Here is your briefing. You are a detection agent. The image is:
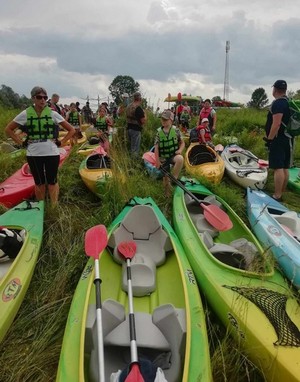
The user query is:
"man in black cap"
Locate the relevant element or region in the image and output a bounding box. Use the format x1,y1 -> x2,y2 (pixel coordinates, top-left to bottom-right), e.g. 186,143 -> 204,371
264,80 -> 291,201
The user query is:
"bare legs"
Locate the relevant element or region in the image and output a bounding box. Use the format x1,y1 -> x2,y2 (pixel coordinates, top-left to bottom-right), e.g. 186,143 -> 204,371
273,168 -> 289,199
35,183 -> 59,205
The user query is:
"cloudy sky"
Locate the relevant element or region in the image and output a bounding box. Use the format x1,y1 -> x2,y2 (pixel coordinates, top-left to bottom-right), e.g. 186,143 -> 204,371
1,0 -> 300,110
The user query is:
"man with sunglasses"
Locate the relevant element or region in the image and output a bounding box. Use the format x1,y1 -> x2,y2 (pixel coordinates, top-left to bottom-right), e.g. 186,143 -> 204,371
5,86 -> 74,205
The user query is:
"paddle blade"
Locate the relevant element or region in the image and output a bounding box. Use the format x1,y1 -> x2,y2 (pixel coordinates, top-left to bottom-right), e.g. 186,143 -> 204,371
142,151 -> 156,166
201,203 -> 233,231
85,225 -> 108,260
124,363 -> 145,382
258,159 -> 269,167
118,241 -> 137,260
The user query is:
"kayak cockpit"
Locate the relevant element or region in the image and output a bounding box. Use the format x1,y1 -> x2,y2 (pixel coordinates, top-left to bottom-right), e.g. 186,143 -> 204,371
86,300 -> 186,382
184,194 -> 258,270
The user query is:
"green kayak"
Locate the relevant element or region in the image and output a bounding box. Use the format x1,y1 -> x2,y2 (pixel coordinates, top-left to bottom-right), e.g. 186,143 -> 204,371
173,178 -> 300,382
57,197 -> 211,382
288,167 -> 300,194
0,200 -> 44,342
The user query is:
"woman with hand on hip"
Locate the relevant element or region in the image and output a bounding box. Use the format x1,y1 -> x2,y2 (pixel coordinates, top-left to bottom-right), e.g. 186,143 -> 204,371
5,86 -> 75,205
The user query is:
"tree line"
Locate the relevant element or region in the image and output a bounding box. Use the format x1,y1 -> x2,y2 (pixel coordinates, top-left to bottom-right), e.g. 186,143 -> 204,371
1,77 -> 300,110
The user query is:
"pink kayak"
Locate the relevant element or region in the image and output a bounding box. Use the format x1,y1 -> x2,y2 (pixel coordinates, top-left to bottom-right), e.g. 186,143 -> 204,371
0,146 -> 71,208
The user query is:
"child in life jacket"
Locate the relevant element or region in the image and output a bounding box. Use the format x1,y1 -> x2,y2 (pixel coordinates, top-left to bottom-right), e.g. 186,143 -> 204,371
0,227 -> 25,261
154,110 -> 185,194
93,107 -> 113,154
66,103 -> 83,145
196,118 -> 213,145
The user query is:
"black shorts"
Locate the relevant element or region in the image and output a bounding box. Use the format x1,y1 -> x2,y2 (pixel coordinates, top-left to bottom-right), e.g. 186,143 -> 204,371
27,155 -> 60,185
268,136 -> 292,169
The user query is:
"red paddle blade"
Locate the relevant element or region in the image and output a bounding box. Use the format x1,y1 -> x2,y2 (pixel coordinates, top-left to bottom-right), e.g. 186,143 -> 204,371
117,241 -> 137,260
201,203 -> 233,231
124,363 -> 145,382
258,159 -> 269,167
85,225 -> 108,260
142,151 -> 156,166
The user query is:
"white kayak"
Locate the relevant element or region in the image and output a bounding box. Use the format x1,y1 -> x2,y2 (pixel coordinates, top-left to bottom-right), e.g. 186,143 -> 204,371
221,144 -> 268,189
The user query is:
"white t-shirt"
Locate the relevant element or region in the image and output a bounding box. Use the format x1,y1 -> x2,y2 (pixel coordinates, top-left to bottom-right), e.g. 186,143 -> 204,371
14,109 -> 65,156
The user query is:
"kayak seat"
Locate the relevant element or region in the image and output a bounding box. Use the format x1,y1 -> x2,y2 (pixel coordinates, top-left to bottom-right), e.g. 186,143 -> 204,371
109,205 -> 172,266
89,303 -> 185,382
200,232 -> 254,270
85,299 -> 126,354
121,254 -> 156,297
86,154 -> 110,169
274,211 -> 300,236
108,205 -> 173,296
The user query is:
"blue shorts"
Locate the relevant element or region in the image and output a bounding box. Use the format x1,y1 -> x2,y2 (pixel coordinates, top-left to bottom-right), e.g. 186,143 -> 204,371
268,136 -> 292,169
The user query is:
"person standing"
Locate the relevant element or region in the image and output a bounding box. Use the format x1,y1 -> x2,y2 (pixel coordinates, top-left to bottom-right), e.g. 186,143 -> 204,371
126,92 -> 146,157
49,93 -> 62,115
82,102 -> 94,124
154,109 -> 185,194
198,99 -> 217,134
5,86 -> 74,205
264,80 -> 291,202
65,102 -> 82,145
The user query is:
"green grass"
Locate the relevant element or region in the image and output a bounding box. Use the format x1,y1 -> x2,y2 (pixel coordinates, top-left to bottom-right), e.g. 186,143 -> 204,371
0,106 -> 300,381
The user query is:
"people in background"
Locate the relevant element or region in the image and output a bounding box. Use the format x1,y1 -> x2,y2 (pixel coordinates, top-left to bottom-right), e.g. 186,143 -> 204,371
49,93 -> 62,115
65,102 -> 82,145
198,99 -> 217,134
196,118 -> 213,145
154,109 -> 185,194
126,92 -> 146,157
5,86 -> 74,205
264,80 -> 291,202
82,101 -> 94,124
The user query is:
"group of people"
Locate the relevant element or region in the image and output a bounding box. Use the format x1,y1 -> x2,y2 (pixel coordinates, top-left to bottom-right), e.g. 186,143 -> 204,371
3,79 -> 292,208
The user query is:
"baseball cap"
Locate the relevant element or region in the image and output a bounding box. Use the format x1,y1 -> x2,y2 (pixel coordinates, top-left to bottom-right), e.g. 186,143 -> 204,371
201,118 -> 209,123
272,80 -> 287,90
161,110 -> 173,120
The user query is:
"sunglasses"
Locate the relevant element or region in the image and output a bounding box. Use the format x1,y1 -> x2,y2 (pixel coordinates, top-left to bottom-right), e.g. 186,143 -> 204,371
35,95 -> 48,100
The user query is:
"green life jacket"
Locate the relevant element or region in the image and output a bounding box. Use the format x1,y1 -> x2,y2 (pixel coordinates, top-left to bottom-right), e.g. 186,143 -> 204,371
68,111 -> 80,126
158,126 -> 179,158
25,106 -> 57,140
95,116 -> 108,132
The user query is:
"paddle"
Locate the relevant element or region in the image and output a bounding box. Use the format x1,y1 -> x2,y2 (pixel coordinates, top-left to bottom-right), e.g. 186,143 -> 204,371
85,224 -> 108,382
160,166 -> 233,231
117,241 -> 145,382
228,147 -> 269,168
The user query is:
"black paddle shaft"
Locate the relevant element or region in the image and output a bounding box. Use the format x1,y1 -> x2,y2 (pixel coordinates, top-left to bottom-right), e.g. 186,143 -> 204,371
160,166 -> 202,204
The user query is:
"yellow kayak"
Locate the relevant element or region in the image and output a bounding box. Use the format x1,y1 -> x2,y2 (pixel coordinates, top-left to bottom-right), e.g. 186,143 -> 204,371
79,151 -> 112,197
185,143 -> 225,184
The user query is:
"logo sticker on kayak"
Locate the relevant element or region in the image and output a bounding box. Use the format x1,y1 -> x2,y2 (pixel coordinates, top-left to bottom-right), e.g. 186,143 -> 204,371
267,225 -> 282,237
2,278 -> 22,302
185,269 -> 196,284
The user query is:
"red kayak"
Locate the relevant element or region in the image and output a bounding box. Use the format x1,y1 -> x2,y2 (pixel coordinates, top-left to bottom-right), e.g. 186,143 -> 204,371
0,147 -> 71,208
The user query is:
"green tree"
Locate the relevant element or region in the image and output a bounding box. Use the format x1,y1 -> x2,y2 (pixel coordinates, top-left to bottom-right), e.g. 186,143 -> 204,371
247,88 -> 269,109
108,75 -> 140,105
0,85 -> 31,108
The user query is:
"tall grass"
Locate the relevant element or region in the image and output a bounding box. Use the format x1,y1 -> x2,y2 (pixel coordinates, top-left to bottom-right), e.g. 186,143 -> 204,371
0,106 -> 299,381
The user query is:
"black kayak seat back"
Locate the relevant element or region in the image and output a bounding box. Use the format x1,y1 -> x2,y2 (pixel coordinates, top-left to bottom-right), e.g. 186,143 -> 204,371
87,300 -> 186,382
188,144 -> 216,165
86,154 -> 110,169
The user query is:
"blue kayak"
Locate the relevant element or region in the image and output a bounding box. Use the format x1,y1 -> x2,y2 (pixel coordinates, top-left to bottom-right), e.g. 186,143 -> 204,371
247,188 -> 300,289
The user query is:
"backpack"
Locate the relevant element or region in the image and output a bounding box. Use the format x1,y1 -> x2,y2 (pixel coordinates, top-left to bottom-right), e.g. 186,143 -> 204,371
283,99 -> 300,137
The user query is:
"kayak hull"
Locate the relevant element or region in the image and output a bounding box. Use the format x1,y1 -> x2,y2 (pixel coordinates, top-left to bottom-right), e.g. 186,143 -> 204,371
221,144 -> 268,189
247,188 -> 300,289
185,143 -> 225,184
173,178 -> 300,382
0,200 -> 44,342
57,197 -> 211,382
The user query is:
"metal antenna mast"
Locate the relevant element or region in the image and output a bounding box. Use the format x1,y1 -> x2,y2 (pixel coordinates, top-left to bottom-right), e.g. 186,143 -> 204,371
223,40 -> 230,101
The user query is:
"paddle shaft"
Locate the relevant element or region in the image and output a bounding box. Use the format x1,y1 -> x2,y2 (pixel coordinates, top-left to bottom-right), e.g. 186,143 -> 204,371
229,148 -> 268,166
94,258 -> 105,382
126,258 -> 139,363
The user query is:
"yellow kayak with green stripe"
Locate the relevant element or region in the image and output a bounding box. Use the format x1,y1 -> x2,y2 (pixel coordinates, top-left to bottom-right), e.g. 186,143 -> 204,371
56,197 -> 212,382
173,178 -> 300,382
